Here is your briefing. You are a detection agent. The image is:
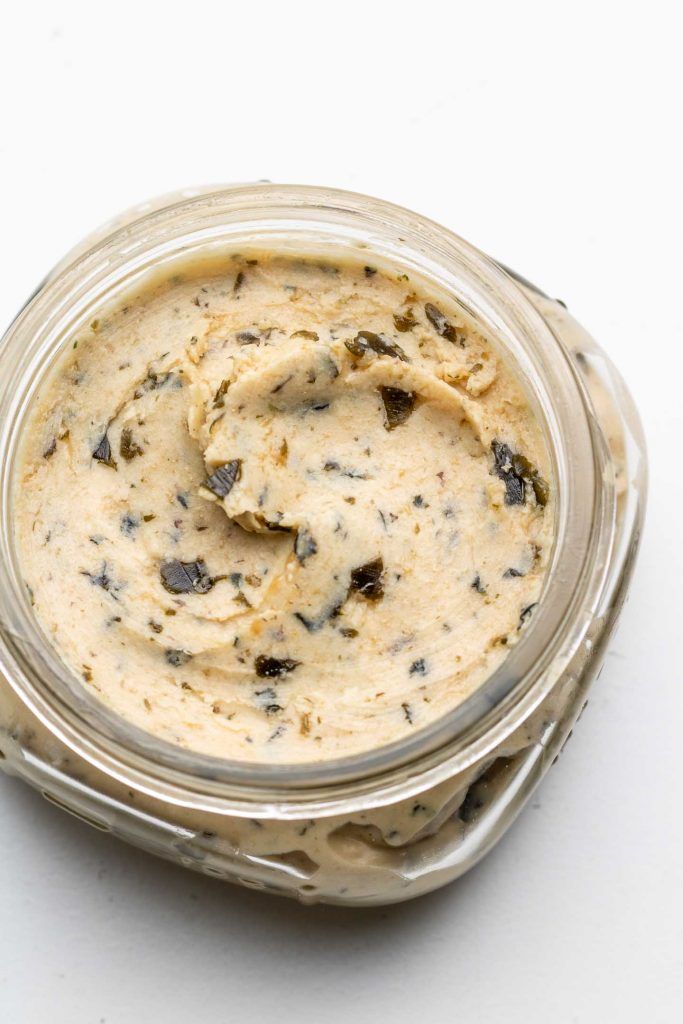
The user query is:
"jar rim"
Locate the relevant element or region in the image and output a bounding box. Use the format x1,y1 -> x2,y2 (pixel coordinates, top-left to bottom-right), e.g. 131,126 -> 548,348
0,183 -> 611,803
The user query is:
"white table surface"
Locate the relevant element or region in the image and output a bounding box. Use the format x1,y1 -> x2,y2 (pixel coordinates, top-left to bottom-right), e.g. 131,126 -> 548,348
1,3 -> 681,1022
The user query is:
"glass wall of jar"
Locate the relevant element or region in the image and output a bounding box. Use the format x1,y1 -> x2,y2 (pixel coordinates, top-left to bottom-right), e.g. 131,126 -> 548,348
0,186 -> 646,905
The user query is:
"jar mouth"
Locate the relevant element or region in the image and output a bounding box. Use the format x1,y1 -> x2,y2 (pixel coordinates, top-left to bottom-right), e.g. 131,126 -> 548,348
0,184 -> 606,797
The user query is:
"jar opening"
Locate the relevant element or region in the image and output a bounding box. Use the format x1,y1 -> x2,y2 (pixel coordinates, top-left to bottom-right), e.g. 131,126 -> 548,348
0,185 -> 604,797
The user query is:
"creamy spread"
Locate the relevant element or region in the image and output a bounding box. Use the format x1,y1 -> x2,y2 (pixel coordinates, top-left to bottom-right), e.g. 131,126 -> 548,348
14,254 -> 552,763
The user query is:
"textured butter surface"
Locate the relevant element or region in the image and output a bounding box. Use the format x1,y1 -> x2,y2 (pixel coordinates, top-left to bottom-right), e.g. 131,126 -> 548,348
15,255 -> 552,762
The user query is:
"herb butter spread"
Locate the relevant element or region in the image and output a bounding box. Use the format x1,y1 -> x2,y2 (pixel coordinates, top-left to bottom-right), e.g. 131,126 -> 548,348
15,255 -> 552,762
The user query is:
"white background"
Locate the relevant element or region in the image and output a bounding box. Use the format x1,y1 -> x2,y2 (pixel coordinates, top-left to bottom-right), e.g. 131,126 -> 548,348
1,2 -> 681,1022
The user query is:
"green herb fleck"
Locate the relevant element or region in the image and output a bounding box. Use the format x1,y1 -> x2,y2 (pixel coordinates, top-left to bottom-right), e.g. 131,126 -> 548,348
379,386 -> 416,430
349,557 -> 384,601
255,655 -> 301,678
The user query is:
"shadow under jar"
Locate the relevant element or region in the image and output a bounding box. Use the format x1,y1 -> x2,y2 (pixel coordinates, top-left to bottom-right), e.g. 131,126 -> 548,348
0,185 -> 646,905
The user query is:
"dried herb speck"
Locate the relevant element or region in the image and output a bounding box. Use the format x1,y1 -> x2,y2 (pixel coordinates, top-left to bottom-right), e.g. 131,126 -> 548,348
81,562 -> 122,598
425,303 -> 461,345
213,379 -> 230,408
120,512 -> 140,537
471,574 -> 487,595
393,308 -> 418,332
291,330 -> 319,341
119,428 -> 143,461
165,648 -> 193,667
43,437 -> 57,459
236,329 -> 260,345
294,528 -> 318,564
519,603 -> 538,629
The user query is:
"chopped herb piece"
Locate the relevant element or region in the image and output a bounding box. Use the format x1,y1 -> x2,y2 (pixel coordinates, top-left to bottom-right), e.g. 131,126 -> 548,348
149,620 -> 163,633
43,437 -> 57,459
471,574 -> 487,595
204,459 -> 242,498
340,626 -> 359,638
142,513 -> 156,522
299,712 -> 311,735
271,374 -> 294,394
344,330 -> 408,362
409,658 -> 427,676
291,329 -> 319,340
295,528 -> 318,564
491,440 -> 525,505
255,655 -> 301,678
253,513 -> 293,533
379,386 -> 416,430
119,428 -> 143,461
413,494 -> 427,508
491,442 -> 549,508
254,687 -> 282,714
294,599 -> 343,632
92,433 -> 117,469
233,270 -> 245,292
402,702 -> 414,724
511,453 -> 550,507
364,265 -> 377,277
165,648 -> 193,667
135,367 -> 180,397
424,303 -> 460,344
120,512 -> 140,537
503,567 -> 525,578
519,603 -> 538,628
323,460 -> 369,479
393,308 -> 418,332
214,379 -> 230,407
81,562 -> 122,598
349,557 -> 384,601
160,558 -> 215,595
236,329 -> 260,344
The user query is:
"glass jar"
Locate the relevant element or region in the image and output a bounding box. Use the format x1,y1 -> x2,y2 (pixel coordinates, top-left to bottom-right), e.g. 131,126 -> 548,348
0,185 -> 646,905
